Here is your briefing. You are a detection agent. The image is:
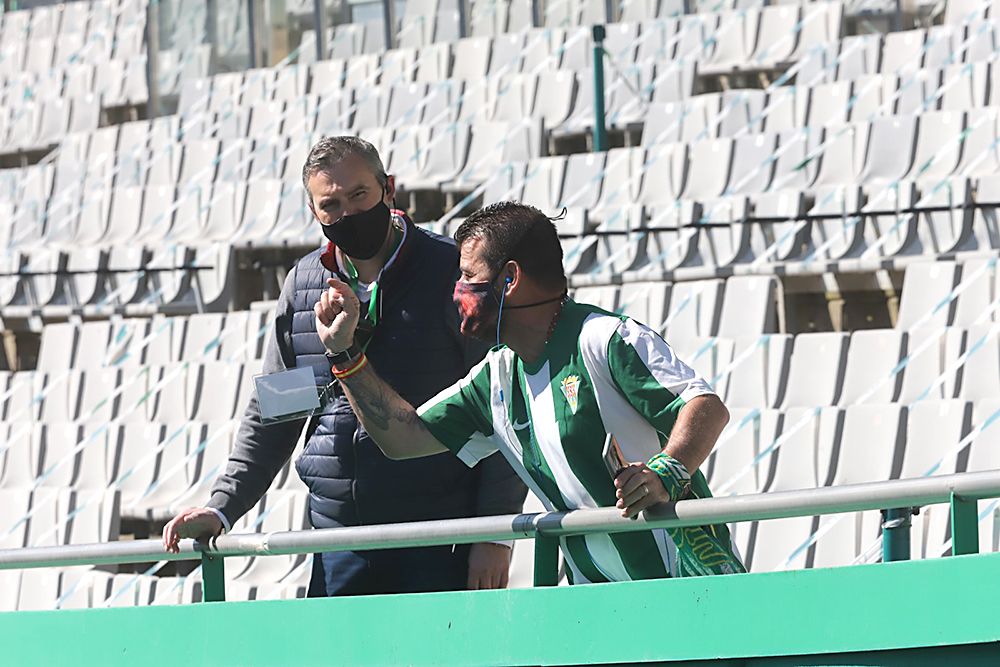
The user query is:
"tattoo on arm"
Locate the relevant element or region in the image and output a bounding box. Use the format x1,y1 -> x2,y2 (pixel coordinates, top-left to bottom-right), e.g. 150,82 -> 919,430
343,367 -> 429,436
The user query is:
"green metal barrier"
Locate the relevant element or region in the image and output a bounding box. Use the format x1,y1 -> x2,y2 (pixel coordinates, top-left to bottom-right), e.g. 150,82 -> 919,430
2,470 -> 1000,664
2,554 -> 1000,665
3,470 -> 1000,602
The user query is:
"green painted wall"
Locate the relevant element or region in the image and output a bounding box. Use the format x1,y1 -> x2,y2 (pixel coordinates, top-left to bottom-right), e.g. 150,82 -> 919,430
2,553 -> 999,666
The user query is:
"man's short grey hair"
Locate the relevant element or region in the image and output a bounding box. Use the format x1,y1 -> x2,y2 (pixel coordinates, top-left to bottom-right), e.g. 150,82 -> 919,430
301,135 -> 388,197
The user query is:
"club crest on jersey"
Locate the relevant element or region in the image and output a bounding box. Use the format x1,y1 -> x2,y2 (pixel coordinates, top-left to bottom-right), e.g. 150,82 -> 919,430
560,375 -> 580,414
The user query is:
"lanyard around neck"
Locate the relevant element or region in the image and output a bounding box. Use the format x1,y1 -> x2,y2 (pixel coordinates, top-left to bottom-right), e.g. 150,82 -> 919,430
340,224 -> 403,329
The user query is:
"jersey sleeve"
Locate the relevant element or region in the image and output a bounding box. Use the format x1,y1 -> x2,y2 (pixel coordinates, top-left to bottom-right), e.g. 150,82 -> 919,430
416,356 -> 500,468
606,317 -> 717,438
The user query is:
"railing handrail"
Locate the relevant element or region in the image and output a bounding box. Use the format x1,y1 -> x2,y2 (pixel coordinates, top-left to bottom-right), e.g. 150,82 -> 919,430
2,469 -> 999,572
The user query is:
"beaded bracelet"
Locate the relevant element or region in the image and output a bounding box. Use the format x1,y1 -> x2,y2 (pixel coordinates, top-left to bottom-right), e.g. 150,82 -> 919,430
332,353 -> 368,380
646,452 -> 692,501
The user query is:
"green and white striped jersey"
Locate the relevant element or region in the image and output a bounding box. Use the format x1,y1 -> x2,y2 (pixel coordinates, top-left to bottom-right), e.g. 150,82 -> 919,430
417,300 -> 745,583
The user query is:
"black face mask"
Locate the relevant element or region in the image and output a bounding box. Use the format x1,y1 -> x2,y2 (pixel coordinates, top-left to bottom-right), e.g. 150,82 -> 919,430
321,193 -> 392,260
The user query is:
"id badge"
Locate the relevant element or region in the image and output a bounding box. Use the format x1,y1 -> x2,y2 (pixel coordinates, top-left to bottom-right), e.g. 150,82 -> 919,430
254,367 -> 337,424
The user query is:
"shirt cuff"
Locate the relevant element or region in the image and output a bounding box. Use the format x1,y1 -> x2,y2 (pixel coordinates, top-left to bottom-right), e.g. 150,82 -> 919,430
206,507 -> 231,534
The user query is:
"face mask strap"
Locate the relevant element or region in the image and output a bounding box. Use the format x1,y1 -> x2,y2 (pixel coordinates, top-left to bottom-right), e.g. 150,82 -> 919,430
503,292 -> 568,310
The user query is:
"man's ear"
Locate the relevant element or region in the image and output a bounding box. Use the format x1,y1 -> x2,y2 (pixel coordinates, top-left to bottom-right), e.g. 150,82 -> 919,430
384,174 -> 396,204
306,196 -> 320,222
503,260 -> 520,293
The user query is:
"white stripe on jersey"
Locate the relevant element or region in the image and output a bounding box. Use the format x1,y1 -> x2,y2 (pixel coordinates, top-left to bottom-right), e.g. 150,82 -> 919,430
523,361 -> 632,583
486,352 -> 554,512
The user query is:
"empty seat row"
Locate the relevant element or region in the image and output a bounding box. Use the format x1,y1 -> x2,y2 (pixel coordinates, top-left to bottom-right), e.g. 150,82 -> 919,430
4,561 -> 311,614
708,398 -> 1000,570
569,258 -> 998,336
0,94 -> 101,154
0,1 -> 125,44
0,361 -> 259,427
182,73 -> 577,138
1,419 -> 305,533
0,243 -> 236,318
795,19 -> 1000,86
0,562 -> 309,612
641,65 -> 1000,147
0,487 -> 310,611
3,120 -> 536,247
296,2 -> 842,89
0,487 -> 119,550
37,115 -> 537,202
572,274 -> 776,339
686,324 -> 1000,409
552,194 -> 999,279
0,418 -> 302,522
30,105 -> 998,242
482,110 -> 998,229
34,312 -> 271,371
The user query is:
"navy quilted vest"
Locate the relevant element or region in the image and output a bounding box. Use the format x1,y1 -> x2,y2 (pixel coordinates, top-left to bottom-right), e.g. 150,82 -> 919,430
291,221 -> 479,530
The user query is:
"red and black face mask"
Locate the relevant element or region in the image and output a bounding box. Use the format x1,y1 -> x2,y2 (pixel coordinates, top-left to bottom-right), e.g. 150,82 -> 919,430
453,269 -> 567,345
453,274 -> 507,343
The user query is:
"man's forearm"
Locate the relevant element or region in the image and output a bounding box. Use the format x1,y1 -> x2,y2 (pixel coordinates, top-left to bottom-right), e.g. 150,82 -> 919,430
661,394 -> 730,474
339,362 -> 448,460
208,393 -> 303,524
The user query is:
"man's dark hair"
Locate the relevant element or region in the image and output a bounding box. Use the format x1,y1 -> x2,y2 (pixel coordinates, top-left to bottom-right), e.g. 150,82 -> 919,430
301,135 -> 388,202
455,201 -> 567,291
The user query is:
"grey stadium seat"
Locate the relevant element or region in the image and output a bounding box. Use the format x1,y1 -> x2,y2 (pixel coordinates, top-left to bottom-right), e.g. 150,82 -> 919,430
838,329 -> 907,405
896,261 -> 960,329
900,399 -> 971,558
968,399 -> 1000,552
724,335 -> 793,410
811,404 -> 906,568
781,332 -> 849,409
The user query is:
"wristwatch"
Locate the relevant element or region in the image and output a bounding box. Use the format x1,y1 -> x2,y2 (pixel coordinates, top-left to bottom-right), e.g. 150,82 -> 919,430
326,342 -> 362,367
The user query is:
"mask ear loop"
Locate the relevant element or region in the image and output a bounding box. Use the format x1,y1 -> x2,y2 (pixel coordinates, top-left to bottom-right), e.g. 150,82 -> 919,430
496,276 -> 512,349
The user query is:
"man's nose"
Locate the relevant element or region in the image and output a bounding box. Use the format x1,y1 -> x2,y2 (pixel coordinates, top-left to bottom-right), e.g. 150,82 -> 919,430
341,202 -> 367,218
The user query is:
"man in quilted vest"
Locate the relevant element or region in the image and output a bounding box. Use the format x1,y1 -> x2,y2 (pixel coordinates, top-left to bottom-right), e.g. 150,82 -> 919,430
164,136 -> 526,595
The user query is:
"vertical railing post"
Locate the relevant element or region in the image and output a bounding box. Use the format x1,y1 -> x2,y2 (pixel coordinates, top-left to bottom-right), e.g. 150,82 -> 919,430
881,507 -> 912,562
267,0 -> 290,65
246,0 -> 259,69
201,552 -> 226,602
206,0 -> 219,74
591,24 -> 608,153
382,0 -> 396,50
458,0 -> 470,39
950,493 -> 980,556
531,0 -> 543,28
145,0 -> 161,119
312,0 -> 326,62
533,537 -> 559,587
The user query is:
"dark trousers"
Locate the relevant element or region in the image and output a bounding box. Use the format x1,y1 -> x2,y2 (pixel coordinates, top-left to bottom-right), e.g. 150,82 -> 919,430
306,544 -> 471,597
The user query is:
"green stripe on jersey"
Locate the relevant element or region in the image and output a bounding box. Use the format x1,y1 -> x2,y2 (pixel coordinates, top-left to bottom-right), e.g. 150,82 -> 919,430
416,357 -> 497,466
607,328 -> 687,441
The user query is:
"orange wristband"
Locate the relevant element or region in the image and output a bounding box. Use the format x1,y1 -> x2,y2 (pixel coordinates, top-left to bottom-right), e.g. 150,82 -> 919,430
332,353 -> 368,380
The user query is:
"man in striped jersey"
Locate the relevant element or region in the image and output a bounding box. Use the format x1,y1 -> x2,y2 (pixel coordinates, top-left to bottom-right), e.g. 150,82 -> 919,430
315,201 -> 745,582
